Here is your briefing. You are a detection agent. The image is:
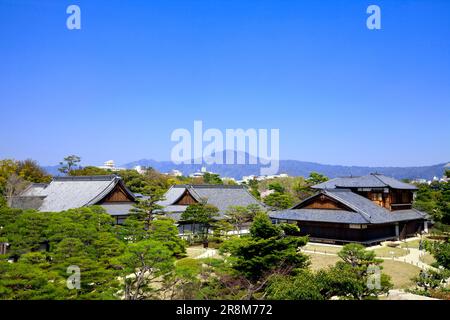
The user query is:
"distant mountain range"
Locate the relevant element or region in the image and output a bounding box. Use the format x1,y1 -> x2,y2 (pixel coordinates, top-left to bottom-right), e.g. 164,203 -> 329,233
121,160 -> 448,181
43,152 -> 449,180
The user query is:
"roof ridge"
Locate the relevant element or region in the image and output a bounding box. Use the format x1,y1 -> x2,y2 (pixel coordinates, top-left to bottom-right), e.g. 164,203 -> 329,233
53,175 -> 118,181
186,185 -> 204,202
84,176 -> 120,206
371,173 -> 389,187
324,190 -> 372,223
192,184 -> 245,189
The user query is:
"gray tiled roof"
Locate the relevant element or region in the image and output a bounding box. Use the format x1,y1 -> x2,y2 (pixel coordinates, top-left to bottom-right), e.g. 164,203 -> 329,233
269,189 -> 426,224
158,184 -> 264,220
21,183 -> 49,196
12,175 -> 136,214
100,203 -> 135,216
269,209 -> 369,224
312,173 -> 418,190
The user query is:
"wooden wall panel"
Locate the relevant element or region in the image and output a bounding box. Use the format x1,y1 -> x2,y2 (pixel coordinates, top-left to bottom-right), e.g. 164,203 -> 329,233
300,196 -> 348,210
101,184 -> 134,203
174,190 -> 198,205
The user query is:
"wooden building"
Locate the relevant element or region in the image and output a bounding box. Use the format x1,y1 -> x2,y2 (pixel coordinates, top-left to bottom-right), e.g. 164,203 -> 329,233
11,175 -> 137,224
158,184 -> 264,235
269,174 -> 428,245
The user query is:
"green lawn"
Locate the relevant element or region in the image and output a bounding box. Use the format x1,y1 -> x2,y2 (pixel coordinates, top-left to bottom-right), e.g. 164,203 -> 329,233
419,253 -> 436,266
399,240 -> 420,249
186,246 -> 207,258
306,253 -> 420,290
400,238 -> 438,249
303,244 -> 343,254
371,247 -> 409,258
381,260 -> 421,289
307,253 -> 340,270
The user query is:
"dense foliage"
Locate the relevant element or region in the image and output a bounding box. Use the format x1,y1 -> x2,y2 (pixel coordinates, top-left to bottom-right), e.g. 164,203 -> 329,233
258,172 -> 328,209
0,206 -> 187,300
414,177 -> 450,226
266,244 -> 393,300
0,159 -> 51,206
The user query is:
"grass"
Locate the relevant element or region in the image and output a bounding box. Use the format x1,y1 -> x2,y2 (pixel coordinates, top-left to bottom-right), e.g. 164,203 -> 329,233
303,244 -> 343,254
399,238 -> 436,249
307,253 -> 340,271
381,260 -> 421,289
306,253 -> 420,290
419,253 -> 436,266
186,245 -> 207,258
399,240 -> 420,249
371,247 -> 409,258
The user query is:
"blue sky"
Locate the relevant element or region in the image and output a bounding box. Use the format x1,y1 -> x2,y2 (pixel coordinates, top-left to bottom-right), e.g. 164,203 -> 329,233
0,0 -> 449,167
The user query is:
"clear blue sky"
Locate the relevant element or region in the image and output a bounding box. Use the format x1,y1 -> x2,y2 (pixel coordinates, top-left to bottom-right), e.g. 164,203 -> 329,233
1,0 -> 449,167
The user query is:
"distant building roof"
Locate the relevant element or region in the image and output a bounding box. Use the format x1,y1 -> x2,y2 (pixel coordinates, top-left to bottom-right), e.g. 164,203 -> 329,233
11,175 -> 136,215
269,189 -> 427,225
158,184 -> 264,220
312,173 -> 418,190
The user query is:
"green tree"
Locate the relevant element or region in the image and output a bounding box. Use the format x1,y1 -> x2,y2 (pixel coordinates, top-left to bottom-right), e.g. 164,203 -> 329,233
263,192 -> 294,209
278,223 -> 301,236
307,172 -> 329,185
212,219 -> 234,241
265,270 -> 324,300
118,168 -> 174,194
148,218 -> 186,257
0,159 -> 51,206
413,268 -> 450,292
414,183 -> 438,216
246,178 -> 260,199
51,237 -> 120,299
163,258 -> 203,299
117,239 -> 175,300
203,172 -> 223,185
69,166 -> 112,176
0,255 -> 66,300
268,182 -> 285,193
3,211 -> 50,256
226,206 -> 252,233
115,216 -> 147,243
58,155 -> 81,174
4,173 -> 29,207
0,206 -> 129,300
413,239 -> 450,296
246,203 -> 265,217
131,186 -> 166,229
0,207 -> 23,230
16,159 -> 51,183
427,239 -> 450,269
330,244 -> 393,299
181,203 -> 220,245
220,213 -> 309,299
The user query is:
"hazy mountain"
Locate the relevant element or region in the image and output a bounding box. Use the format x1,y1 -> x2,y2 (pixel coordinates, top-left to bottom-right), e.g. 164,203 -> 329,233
42,151 -> 448,180
120,151 -> 449,180
42,165 -> 63,176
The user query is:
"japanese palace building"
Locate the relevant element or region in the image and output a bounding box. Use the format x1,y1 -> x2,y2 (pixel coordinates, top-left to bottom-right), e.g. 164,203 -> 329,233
10,173 -> 429,244
269,173 -> 428,245
11,175 -> 138,225
157,184 -> 264,234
